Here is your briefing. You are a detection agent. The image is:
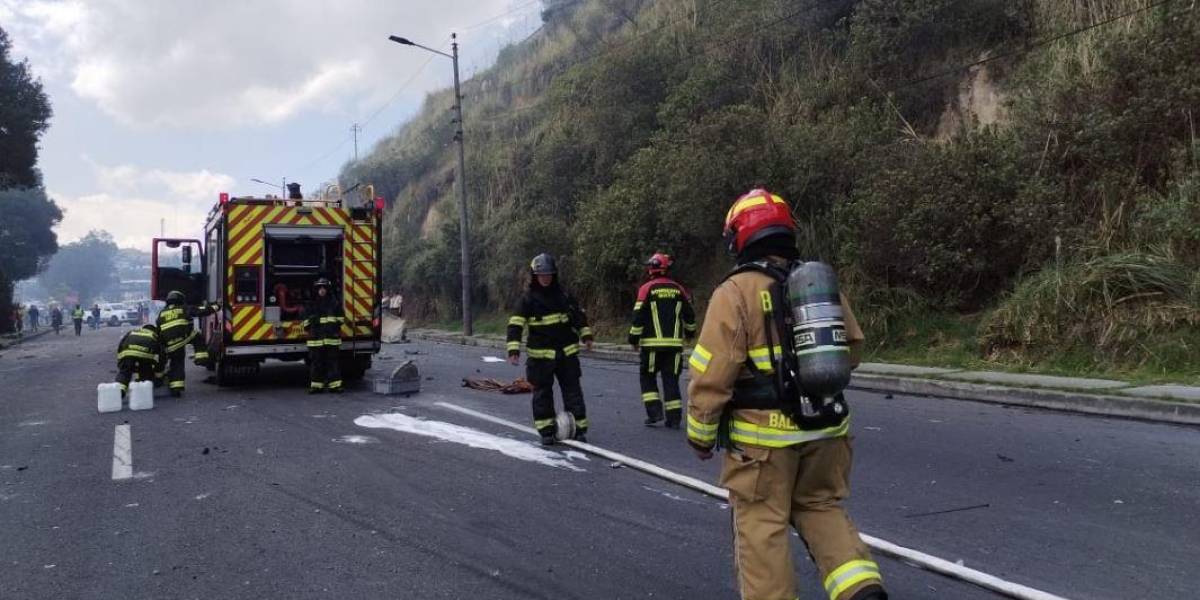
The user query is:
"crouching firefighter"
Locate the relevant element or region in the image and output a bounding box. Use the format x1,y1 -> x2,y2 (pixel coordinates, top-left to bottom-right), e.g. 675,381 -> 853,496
304,278 -> 344,394
507,253 -> 594,444
628,252 -> 696,428
157,290 -> 218,397
686,189 -> 887,600
115,324 -> 164,396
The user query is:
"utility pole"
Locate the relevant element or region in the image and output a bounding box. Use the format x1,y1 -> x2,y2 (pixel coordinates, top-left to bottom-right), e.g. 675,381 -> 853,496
350,123 -> 361,162
450,33 -> 472,337
387,32 -> 473,336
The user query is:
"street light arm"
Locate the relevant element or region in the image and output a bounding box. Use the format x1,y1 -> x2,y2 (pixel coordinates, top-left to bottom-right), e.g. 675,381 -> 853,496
387,34 -> 453,59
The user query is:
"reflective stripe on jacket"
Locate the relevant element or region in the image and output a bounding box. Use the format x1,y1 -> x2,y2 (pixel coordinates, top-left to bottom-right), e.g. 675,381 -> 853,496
628,277 -> 696,349
506,282 -> 593,358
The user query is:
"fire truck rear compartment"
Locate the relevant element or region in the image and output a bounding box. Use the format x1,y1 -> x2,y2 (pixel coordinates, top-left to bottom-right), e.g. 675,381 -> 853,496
262,226 -> 344,322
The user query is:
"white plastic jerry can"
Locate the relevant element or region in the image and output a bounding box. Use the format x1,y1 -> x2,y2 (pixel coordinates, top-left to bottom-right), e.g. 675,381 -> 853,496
129,381 -> 154,411
97,383 -> 122,413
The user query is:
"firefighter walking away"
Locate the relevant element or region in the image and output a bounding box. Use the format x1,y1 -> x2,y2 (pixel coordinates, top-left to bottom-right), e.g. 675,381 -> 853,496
157,290 -> 218,397
115,324 -> 164,396
507,253 -> 594,445
686,189 -> 886,600
305,278 -> 344,394
628,252 -> 696,428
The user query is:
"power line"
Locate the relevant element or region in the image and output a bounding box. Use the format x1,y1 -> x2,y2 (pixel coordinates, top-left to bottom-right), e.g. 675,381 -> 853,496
458,0 -> 545,31
891,0 -> 1182,91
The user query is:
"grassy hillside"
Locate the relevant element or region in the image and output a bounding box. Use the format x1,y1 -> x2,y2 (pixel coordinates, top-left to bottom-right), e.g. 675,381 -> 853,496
342,0 -> 1200,381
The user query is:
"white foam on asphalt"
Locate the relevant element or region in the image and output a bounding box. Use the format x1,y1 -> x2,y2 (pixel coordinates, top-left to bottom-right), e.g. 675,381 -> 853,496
18,420 -> 48,427
354,412 -> 585,472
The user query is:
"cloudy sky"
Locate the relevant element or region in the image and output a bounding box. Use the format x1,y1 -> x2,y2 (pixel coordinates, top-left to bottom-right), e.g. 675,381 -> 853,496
1,0 -> 543,249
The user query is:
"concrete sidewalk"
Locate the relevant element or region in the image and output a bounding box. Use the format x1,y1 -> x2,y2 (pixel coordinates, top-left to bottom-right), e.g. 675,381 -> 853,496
408,328 -> 1200,426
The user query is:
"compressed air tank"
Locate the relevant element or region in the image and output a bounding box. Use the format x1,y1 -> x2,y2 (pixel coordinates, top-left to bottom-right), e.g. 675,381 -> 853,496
786,262 -> 852,398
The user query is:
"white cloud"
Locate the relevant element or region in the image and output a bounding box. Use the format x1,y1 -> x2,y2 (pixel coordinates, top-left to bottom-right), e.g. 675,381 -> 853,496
52,161 -> 235,249
4,0 -> 526,128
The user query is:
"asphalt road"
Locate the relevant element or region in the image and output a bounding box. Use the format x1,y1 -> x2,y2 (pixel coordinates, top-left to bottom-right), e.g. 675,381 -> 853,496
2,327 -> 1196,599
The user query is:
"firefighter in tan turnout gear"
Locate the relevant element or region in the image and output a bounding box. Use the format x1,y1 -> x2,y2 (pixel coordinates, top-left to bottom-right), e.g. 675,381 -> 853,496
686,189 -> 887,600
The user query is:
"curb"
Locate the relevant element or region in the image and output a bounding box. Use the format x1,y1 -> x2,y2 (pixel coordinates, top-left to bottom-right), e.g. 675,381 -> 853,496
0,328 -> 52,351
848,373 -> 1200,427
408,329 -> 1200,427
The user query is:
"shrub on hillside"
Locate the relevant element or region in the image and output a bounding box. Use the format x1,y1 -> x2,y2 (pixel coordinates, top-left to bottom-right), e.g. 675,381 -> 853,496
835,130 -> 1063,308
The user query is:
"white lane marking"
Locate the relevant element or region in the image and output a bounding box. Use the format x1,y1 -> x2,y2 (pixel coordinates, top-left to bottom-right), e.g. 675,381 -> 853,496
18,420 -> 48,427
195,492 -> 211,500
333,435 -> 379,445
435,401 -> 1071,600
354,412 -> 586,472
112,424 -> 132,481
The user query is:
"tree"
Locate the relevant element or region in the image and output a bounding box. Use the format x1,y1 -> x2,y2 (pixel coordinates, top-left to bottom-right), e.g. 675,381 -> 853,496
39,231 -> 120,307
0,25 -> 56,333
0,187 -> 60,332
0,27 -> 52,188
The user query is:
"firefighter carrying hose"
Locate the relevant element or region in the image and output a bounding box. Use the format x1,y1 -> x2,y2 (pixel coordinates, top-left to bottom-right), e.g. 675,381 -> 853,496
304,277 -> 344,394
506,253 -> 594,444
157,290 -> 218,397
686,189 -> 886,600
115,324 -> 164,396
628,252 -> 696,428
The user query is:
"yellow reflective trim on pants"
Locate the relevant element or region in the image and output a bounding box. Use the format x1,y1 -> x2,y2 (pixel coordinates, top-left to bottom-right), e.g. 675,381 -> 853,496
168,380 -> 185,390
508,316 -> 527,327
663,400 -> 682,410
575,418 -> 588,429
687,414 -> 718,443
640,338 -> 683,348
629,326 -> 644,336
307,340 -> 324,348
642,392 -> 660,403
824,559 -> 882,600
118,349 -> 159,362
328,380 -> 343,389
729,417 -> 849,448
688,345 -> 712,373
310,381 -> 325,389
534,418 -> 555,430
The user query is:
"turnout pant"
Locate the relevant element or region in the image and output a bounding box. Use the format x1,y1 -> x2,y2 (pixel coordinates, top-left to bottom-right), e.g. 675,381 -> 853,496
308,345 -> 342,391
720,437 -> 884,600
165,348 -> 188,393
116,358 -> 158,393
639,348 -> 683,424
527,353 -> 587,437
73,320 -> 82,335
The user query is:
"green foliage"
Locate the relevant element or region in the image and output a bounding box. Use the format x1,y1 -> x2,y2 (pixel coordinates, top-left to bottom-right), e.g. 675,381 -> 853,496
980,250 -> 1200,373
0,27 -> 52,188
836,130 -> 1064,308
351,0 -> 1200,374
39,231 -> 121,307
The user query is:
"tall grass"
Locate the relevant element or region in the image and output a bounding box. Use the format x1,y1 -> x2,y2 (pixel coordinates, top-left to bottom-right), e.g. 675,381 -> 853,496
981,250 -> 1200,367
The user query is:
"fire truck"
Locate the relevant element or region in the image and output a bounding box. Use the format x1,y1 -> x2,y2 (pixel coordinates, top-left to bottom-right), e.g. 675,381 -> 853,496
151,184 -> 384,385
